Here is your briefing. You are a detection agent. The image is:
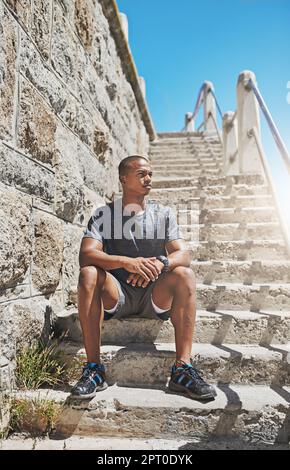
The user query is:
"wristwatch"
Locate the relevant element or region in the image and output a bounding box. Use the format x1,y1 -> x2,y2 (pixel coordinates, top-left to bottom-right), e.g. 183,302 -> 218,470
156,255 -> 170,272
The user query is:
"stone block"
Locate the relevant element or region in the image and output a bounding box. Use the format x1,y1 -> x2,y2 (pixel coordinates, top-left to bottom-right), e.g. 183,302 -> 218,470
56,0 -> 75,23
79,185 -> 105,227
92,128 -> 110,165
0,283 -> 31,304
0,142 -> 55,201
0,356 -> 13,393
54,124 -> 84,223
5,0 -> 31,31
20,31 -> 93,148
62,224 -> 85,308
51,2 -> 77,89
18,80 -> 57,165
74,0 -> 94,51
19,31 -> 67,114
0,298 -> 56,361
0,183 -> 32,290
77,140 -> 107,196
31,211 -> 64,295
31,0 -> 52,60
0,3 -> 18,140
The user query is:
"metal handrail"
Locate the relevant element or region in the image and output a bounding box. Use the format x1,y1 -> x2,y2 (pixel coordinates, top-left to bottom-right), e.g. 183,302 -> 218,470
207,112 -> 223,145
226,110 -> 237,128
208,88 -> 223,119
183,82 -> 223,132
249,127 -> 290,256
181,85 -> 206,131
197,120 -> 206,132
191,83 -> 207,122
247,78 -> 290,174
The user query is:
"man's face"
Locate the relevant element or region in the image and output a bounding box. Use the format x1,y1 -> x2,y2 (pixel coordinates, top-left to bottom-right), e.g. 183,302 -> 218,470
121,159 -> 153,195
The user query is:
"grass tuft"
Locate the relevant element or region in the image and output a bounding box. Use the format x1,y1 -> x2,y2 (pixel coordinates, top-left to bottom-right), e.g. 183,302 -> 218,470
9,396 -> 63,436
15,339 -> 67,390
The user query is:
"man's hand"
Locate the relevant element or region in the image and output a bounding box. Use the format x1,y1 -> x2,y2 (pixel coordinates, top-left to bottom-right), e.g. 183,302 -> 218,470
126,259 -> 164,287
122,256 -> 161,282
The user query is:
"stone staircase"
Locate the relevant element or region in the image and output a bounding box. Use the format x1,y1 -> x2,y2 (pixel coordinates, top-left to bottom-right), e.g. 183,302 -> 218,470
17,132 -> 290,447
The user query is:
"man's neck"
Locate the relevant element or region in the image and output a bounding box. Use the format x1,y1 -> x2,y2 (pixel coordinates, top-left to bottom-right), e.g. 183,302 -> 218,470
121,194 -> 146,213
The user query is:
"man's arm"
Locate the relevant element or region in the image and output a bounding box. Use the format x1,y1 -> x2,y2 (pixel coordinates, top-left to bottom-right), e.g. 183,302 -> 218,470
79,238 -> 125,270
165,238 -> 191,271
79,238 -> 160,281
127,239 -> 191,287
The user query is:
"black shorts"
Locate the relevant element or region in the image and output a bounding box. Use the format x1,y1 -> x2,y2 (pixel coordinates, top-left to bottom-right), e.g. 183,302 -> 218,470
103,272 -> 171,322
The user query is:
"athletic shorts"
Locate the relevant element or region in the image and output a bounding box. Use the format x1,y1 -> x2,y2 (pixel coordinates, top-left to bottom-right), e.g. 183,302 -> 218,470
104,272 -> 171,322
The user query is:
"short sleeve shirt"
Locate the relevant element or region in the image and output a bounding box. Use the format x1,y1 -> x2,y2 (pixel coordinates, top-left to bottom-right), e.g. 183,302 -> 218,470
82,198 -> 183,283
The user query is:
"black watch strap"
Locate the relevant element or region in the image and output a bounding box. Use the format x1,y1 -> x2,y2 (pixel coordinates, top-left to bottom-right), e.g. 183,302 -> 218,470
156,255 -> 169,272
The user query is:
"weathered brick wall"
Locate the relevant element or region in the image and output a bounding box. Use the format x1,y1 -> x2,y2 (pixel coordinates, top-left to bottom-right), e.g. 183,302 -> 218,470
0,0 -> 154,368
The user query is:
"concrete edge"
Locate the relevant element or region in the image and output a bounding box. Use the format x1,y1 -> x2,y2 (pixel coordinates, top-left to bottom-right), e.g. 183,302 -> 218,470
99,0 -> 156,141
11,384 -> 290,411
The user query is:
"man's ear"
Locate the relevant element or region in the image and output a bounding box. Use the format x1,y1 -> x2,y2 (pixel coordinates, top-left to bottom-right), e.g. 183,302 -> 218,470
119,175 -> 126,185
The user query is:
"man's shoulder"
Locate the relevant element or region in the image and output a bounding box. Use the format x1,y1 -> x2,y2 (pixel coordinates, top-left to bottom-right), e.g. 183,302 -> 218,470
147,200 -> 171,216
91,199 -> 172,219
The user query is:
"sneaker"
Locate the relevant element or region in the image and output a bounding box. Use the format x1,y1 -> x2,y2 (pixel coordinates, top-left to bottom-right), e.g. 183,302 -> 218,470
70,363 -> 108,399
169,360 -> 217,400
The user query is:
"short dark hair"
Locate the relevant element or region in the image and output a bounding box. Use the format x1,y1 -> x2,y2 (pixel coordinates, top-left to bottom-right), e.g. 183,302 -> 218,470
118,155 -> 149,177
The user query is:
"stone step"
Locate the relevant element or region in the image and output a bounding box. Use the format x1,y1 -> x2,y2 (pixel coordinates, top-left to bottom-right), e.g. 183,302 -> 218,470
189,239 -> 286,261
150,152 -> 223,160
198,207 -> 277,224
149,145 -> 223,155
150,143 -> 221,149
150,147 -> 199,153
149,184 -> 271,200
13,385 -> 290,444
158,133 -> 220,140
157,132 -> 198,136
4,435 -> 288,450
152,177 -> 195,188
175,207 -> 278,226
152,139 -> 221,147
152,162 -> 222,171
153,169 -> 222,178
151,139 -> 202,146
198,174 -> 266,186
150,157 -> 222,165
181,222 -> 282,242
61,341 -> 290,387
151,142 -> 221,148
10,385 -> 290,444
150,146 -> 197,152
151,194 -> 273,210
57,309 -> 290,346
151,156 -> 222,163
156,136 -> 221,145
152,174 -> 266,189
196,283 -> 290,311
192,260 -> 290,284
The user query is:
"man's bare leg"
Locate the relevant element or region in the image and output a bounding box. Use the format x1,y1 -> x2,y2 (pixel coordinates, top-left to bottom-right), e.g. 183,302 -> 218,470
77,266 -> 120,363
152,267 -> 216,399
151,266 -> 196,364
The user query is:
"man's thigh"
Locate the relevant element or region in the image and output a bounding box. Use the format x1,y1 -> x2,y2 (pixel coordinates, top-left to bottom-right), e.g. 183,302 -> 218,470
151,271 -> 175,311
101,271 -> 121,310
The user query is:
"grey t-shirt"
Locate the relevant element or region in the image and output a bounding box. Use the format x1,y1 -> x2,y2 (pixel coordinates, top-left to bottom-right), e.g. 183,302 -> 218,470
82,198 -> 183,283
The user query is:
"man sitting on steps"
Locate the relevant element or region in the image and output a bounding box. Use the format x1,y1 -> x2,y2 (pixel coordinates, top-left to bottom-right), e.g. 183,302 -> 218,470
71,155 -> 216,401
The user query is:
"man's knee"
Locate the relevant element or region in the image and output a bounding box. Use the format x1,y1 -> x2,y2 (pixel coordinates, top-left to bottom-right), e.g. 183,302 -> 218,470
171,266 -> 195,294
78,265 -> 106,290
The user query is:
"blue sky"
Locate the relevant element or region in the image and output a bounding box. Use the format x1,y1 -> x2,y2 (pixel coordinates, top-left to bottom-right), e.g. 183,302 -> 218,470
117,0 -> 290,225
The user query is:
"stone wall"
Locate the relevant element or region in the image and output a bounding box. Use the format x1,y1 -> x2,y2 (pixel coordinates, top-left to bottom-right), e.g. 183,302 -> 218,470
0,0 -> 155,370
